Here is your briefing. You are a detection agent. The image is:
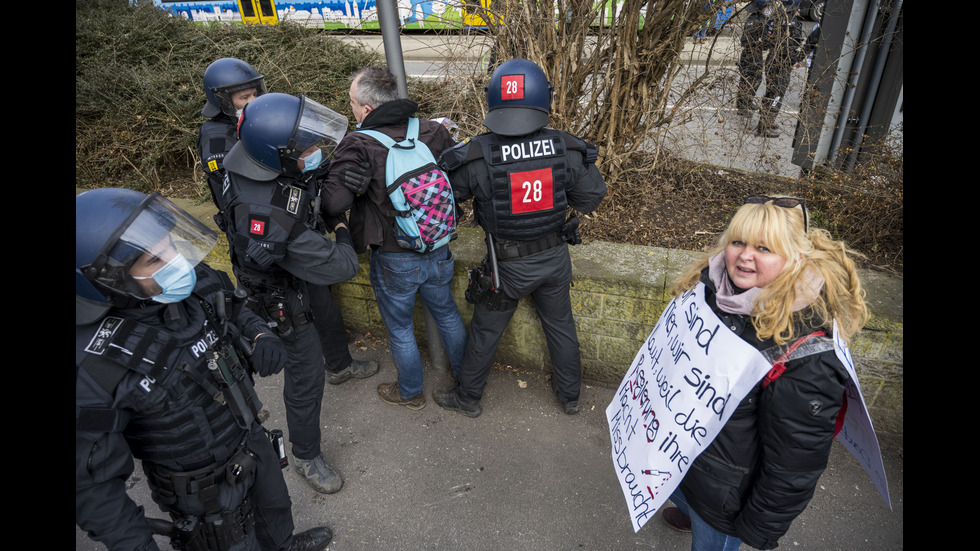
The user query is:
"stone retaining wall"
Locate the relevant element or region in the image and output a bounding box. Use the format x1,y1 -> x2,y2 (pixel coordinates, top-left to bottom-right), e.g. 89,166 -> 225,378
332,227 -> 904,452
78,188 -> 904,451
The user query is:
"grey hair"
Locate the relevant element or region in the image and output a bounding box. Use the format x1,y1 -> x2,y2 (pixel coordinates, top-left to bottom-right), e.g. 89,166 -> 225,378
350,66 -> 399,108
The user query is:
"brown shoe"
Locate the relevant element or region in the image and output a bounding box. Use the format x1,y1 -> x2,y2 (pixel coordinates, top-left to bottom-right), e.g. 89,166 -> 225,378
662,506 -> 692,533
377,382 -> 426,410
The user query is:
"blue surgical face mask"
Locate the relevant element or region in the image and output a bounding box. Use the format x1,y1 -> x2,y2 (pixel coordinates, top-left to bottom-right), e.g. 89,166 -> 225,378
300,148 -> 323,173
133,253 -> 197,304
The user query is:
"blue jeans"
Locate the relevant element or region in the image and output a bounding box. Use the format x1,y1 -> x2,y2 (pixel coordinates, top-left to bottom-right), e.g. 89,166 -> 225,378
369,247 -> 467,398
670,489 -> 743,551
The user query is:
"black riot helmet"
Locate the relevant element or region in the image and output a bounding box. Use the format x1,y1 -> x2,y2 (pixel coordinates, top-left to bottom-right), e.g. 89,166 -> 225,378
483,58 -> 554,137
223,92 -> 349,181
76,188 -> 218,324
201,57 -> 268,118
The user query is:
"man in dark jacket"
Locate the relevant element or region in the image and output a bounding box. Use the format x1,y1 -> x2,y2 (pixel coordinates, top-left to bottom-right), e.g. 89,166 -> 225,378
76,188 -> 332,551
321,66 -> 468,412
433,58 -> 607,418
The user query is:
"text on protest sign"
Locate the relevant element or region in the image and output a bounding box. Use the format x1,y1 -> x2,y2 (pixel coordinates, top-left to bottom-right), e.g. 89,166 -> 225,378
606,284 -> 773,532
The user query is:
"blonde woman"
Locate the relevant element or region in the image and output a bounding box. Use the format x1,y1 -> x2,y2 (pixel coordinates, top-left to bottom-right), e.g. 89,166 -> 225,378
661,194 -> 868,550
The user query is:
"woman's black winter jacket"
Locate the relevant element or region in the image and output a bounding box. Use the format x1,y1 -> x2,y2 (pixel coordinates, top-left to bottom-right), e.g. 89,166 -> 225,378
678,269 -> 848,550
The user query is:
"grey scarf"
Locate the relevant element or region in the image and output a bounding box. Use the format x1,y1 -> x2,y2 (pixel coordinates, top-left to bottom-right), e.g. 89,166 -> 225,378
707,252 -> 823,316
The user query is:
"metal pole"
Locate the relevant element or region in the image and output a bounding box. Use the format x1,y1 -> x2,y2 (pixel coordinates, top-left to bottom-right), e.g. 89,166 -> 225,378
375,0 -> 410,99
375,0 -> 448,373
828,0 -> 878,167
844,0 -> 902,172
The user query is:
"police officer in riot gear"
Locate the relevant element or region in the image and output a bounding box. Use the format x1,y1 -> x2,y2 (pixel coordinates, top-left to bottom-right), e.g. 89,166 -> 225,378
736,0 -> 807,137
76,188 -> 333,551
198,57 -> 268,208
197,59 -> 376,394
435,58 -> 607,417
219,92 -> 361,494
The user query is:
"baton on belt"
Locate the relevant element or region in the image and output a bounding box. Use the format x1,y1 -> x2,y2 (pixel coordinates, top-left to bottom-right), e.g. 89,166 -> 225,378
486,233 -> 501,291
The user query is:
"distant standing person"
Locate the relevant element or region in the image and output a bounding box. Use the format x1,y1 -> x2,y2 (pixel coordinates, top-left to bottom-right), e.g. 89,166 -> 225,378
434,58 -> 607,418
735,0 -> 807,137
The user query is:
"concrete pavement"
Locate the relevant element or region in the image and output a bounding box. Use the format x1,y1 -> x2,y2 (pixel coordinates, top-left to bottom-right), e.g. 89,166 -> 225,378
339,32 -> 742,67
76,326 -> 902,550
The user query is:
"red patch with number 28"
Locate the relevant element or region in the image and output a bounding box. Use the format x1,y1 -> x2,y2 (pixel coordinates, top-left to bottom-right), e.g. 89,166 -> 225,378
509,168 -> 553,214
500,74 -> 525,100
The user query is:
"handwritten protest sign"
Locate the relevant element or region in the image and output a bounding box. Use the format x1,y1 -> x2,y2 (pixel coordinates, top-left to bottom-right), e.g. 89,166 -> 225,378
831,321 -> 892,509
605,283 -> 772,532
606,285 -> 892,533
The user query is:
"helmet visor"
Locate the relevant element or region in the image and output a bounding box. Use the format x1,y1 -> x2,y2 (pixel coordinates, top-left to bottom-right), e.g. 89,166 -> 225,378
91,194 -> 218,299
286,95 -> 349,162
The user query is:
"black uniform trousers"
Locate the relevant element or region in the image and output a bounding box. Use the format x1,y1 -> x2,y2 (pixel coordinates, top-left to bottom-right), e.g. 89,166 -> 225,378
456,244 -> 582,406
737,40 -> 795,127
309,283 -> 353,373
244,280 -> 327,461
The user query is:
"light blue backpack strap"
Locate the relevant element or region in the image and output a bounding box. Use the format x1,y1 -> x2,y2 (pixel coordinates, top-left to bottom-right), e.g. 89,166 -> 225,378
356,128 -> 396,148
405,117 -> 419,141
356,118 -> 420,147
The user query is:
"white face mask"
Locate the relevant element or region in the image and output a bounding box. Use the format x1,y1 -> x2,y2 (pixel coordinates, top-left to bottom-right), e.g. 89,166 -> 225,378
300,148 -> 323,173
132,254 -> 197,303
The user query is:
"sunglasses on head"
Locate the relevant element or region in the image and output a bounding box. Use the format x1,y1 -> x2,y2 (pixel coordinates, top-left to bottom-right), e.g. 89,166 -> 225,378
744,194 -> 808,233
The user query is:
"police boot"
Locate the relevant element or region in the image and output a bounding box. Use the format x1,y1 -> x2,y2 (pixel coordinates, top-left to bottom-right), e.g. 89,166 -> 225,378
755,121 -> 779,138
735,100 -> 755,119
289,526 -> 332,551
292,454 -> 344,494
551,377 -> 580,415
755,108 -> 779,138
325,358 -> 380,385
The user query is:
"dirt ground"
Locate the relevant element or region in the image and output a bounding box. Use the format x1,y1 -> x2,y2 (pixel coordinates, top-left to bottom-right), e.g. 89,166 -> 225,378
568,157 -> 903,274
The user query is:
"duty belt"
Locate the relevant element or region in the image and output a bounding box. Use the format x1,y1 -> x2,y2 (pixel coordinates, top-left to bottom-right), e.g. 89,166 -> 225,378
145,432 -> 254,503
493,232 -> 564,261
233,269 -> 291,295
235,270 -> 312,328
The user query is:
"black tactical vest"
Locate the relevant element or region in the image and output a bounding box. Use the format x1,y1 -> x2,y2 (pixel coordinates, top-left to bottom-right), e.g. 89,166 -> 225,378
198,118 -> 239,211
221,172 -> 319,279
76,271 -> 260,471
472,129 -> 569,241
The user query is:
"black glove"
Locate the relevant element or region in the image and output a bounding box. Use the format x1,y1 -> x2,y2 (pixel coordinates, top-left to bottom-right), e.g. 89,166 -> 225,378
560,214 -> 582,245
324,211 -> 348,233
251,333 -> 287,376
339,161 -> 372,195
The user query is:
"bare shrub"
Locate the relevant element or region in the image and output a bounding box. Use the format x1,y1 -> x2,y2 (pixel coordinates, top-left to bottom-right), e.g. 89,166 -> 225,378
457,0 -> 741,181
75,0 -> 381,198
